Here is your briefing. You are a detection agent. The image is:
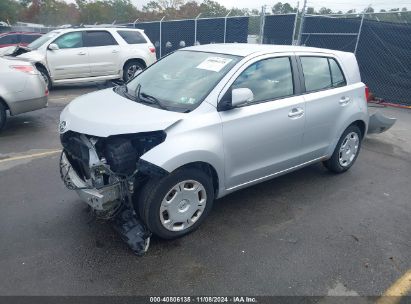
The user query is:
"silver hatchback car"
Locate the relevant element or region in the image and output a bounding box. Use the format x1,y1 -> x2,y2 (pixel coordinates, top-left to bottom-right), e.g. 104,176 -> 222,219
0,57 -> 48,131
59,44 -> 368,252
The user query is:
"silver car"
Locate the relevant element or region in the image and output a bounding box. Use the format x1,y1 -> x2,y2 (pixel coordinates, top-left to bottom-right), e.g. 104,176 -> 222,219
0,57 -> 48,131
59,44 -> 369,252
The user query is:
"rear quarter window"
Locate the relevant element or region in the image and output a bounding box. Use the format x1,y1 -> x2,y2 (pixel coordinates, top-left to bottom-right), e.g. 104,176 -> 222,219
117,31 -> 146,44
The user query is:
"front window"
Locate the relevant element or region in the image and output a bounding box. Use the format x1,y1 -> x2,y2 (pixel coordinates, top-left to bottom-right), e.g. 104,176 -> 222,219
232,57 -> 294,103
125,51 -> 241,112
28,32 -> 59,50
53,32 -> 83,49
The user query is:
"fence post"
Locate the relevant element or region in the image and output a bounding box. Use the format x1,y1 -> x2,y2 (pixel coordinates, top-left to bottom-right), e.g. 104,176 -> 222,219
296,0 -> 307,45
354,9 -> 366,54
194,13 -> 201,45
224,10 -> 232,43
259,5 -> 266,44
292,2 -> 299,44
159,16 -> 165,57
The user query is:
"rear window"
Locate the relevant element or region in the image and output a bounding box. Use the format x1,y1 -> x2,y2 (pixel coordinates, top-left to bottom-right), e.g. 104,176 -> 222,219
117,31 -> 146,44
300,56 -> 347,92
85,31 -> 118,47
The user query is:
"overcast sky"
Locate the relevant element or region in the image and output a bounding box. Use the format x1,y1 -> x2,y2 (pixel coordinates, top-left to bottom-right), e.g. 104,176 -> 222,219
130,0 -> 411,12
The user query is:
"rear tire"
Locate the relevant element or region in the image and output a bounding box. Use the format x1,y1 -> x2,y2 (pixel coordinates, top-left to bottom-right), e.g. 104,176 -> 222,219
137,167 -> 214,239
323,125 -> 362,173
0,102 -> 7,131
37,66 -> 52,91
123,61 -> 145,82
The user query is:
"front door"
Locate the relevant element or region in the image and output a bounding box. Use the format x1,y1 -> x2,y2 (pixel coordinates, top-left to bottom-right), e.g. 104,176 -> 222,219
47,31 -> 90,80
219,55 -> 306,189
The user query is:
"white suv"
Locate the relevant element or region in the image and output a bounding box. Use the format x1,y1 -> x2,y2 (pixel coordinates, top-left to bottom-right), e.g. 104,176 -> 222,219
13,28 -> 156,89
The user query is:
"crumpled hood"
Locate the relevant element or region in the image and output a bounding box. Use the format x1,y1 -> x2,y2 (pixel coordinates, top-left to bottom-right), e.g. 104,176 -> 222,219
17,50 -> 45,63
60,88 -> 185,137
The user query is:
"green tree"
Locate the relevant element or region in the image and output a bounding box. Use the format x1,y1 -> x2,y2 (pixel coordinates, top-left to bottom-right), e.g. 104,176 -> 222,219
272,2 -> 296,14
0,0 -> 21,23
318,7 -> 332,14
306,7 -> 315,14
199,0 -> 228,17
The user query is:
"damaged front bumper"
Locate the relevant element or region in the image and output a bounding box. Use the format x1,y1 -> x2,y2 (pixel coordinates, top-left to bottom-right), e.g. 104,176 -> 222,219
60,152 -> 122,212
60,150 -> 151,255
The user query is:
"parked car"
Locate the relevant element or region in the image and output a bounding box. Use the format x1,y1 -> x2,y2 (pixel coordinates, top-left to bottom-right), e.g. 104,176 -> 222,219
0,57 -> 48,131
0,32 -> 43,48
59,44 -> 370,253
4,28 -> 156,90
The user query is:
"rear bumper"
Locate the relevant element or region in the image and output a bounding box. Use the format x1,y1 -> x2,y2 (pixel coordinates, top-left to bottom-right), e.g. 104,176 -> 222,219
7,73 -> 48,115
60,152 -> 122,211
9,95 -> 48,115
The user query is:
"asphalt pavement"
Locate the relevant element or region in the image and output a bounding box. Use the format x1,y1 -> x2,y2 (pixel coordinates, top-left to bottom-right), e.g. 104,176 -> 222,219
0,85 -> 410,296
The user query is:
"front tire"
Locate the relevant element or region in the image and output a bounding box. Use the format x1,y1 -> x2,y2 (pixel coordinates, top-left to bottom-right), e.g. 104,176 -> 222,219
137,167 -> 214,239
0,102 -> 7,131
323,125 -> 362,173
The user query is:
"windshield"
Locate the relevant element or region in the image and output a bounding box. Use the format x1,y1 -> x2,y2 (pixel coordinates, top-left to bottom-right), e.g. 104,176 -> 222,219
125,50 -> 241,112
28,32 -> 60,50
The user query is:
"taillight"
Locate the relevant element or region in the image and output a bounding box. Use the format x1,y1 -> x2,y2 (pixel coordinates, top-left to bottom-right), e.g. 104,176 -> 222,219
45,88 -> 49,96
365,86 -> 371,101
10,65 -> 37,75
149,46 -> 156,53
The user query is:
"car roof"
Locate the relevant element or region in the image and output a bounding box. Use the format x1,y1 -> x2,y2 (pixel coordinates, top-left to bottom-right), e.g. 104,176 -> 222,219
50,27 -> 144,33
183,43 -> 351,57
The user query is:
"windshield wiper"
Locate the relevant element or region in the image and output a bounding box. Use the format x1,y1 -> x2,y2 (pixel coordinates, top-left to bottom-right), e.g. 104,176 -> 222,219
134,84 -> 167,110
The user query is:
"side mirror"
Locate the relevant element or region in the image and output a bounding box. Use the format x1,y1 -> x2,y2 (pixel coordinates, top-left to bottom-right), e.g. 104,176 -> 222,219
48,43 -> 59,51
231,88 -> 254,107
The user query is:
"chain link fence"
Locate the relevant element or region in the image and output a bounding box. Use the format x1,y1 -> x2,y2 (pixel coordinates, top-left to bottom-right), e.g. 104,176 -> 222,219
1,10 -> 410,105
300,12 -> 411,105
132,16 -> 249,58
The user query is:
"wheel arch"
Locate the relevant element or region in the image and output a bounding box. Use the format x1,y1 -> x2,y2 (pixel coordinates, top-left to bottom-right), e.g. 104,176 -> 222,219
173,161 -> 220,198
123,58 -> 147,71
326,115 -> 368,158
351,119 -> 366,139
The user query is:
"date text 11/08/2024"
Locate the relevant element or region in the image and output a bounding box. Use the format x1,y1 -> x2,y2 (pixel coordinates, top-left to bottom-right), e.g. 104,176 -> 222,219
149,297 -> 257,303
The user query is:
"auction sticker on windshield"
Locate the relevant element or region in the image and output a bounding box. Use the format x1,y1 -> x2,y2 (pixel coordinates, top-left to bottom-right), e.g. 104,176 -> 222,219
196,57 -> 233,72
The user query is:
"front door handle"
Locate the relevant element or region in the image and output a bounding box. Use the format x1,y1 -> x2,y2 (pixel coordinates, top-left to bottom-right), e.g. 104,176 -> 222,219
339,96 -> 351,105
77,51 -> 86,55
112,50 -> 119,53
288,107 -> 304,119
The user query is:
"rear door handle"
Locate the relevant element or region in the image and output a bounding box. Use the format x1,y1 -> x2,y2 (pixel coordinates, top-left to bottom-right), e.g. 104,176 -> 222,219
339,96 -> 351,105
288,107 -> 304,118
112,50 -> 119,53
77,51 -> 86,55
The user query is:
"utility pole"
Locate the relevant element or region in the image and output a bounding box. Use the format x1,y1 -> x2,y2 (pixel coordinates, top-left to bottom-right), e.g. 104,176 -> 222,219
292,1 -> 299,44
259,5 -> 266,44
296,0 -> 307,45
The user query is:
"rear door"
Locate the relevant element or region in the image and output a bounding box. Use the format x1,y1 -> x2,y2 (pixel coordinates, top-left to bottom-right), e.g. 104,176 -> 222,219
296,54 -> 353,162
46,31 -> 90,80
84,30 -> 121,77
